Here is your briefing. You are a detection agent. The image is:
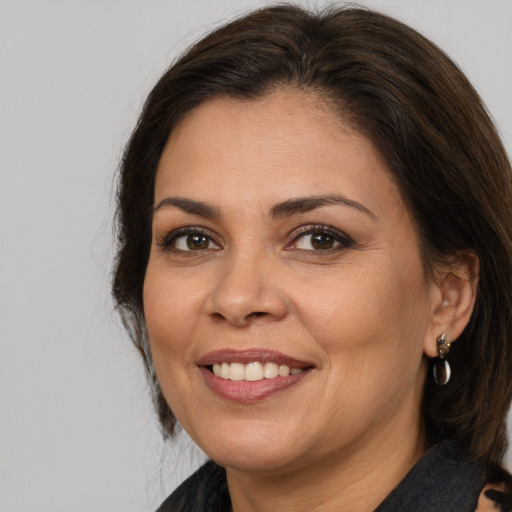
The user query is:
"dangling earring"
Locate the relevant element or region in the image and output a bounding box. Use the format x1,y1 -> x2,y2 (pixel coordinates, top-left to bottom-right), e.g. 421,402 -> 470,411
433,332 -> 451,385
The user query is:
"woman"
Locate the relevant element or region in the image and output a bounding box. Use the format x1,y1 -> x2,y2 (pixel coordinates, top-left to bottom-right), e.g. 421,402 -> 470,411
113,5 -> 512,511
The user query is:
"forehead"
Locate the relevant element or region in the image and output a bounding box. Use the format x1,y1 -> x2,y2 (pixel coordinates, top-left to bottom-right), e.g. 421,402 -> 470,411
154,91 -> 402,219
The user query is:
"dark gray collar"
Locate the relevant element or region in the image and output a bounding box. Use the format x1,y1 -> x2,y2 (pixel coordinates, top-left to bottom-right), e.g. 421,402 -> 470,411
157,440 -> 486,512
375,440 -> 486,512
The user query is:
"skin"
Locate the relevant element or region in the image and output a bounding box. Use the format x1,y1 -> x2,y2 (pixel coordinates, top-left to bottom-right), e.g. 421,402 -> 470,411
143,91 -> 477,511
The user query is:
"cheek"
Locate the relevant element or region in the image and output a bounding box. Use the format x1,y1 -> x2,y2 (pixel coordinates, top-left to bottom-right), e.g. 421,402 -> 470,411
296,266 -> 431,428
143,268 -> 204,421
294,259 -> 431,366
143,266 -> 201,371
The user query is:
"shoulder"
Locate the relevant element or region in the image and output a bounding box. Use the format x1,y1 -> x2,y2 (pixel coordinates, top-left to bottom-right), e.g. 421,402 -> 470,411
476,465 -> 512,512
376,441 -> 507,512
155,460 -> 230,512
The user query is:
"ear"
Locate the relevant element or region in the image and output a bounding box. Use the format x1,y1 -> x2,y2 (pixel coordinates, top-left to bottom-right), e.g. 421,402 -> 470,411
423,251 -> 479,358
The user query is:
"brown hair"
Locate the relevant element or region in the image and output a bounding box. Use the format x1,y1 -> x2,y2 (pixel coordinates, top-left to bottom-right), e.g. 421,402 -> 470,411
113,4 -> 512,467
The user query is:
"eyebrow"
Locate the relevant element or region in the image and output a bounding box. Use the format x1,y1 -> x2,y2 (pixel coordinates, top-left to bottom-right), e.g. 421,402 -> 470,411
152,194 -> 376,220
153,197 -> 220,219
270,195 -> 377,220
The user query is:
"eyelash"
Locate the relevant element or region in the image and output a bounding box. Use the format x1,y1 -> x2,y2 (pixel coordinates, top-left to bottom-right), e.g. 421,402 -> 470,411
286,224 -> 355,253
156,227 -> 218,253
156,224 -> 355,254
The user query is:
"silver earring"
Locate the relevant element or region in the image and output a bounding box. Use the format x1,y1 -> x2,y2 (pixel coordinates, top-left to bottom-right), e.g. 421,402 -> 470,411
433,332 -> 451,385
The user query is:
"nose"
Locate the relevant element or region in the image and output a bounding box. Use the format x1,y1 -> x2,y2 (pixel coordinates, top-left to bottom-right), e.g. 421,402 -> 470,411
204,251 -> 288,327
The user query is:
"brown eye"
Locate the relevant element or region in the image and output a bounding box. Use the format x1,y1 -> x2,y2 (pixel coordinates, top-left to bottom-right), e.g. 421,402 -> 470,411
294,232 -> 341,251
186,234 -> 209,250
170,232 -> 221,252
286,225 -> 355,253
157,227 -> 222,253
310,233 -> 335,250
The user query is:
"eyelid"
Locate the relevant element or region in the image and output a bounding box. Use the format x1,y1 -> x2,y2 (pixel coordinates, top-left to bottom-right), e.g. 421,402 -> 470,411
285,224 -> 355,251
155,223 -> 353,253
156,226 -> 221,251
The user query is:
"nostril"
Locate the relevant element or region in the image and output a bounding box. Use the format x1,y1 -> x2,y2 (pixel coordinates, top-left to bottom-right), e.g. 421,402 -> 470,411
247,312 -> 267,319
209,310 -> 268,325
211,312 -> 225,322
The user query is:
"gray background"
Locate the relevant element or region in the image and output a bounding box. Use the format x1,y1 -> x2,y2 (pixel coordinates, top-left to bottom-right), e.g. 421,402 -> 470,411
1,1 -> 511,510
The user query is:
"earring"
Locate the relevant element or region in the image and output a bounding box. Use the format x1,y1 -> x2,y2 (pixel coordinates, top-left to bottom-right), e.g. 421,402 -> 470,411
433,332 -> 451,385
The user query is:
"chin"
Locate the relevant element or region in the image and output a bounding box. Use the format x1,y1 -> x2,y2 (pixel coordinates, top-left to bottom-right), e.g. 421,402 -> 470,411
210,446 -> 301,473
190,420 -> 309,472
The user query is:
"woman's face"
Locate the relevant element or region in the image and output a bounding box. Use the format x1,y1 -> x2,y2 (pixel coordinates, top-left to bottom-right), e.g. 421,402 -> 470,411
144,91 -> 441,473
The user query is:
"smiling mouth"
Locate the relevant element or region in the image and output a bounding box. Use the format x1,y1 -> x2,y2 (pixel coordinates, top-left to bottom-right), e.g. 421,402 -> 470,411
198,349 -> 315,402
208,361 -> 305,381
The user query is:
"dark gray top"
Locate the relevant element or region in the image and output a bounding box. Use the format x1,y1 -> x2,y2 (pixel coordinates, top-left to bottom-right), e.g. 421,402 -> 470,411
375,441 -> 486,511
156,440 -> 488,512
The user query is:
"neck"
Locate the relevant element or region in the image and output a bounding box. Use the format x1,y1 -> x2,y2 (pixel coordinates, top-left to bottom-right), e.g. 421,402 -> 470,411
226,416 -> 424,512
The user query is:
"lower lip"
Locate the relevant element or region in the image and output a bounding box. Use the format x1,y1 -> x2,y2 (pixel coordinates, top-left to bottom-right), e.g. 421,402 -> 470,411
199,367 -> 311,403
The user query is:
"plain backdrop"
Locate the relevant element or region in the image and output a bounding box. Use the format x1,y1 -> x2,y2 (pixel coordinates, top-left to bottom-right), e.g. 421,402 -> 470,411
1,1 -> 511,510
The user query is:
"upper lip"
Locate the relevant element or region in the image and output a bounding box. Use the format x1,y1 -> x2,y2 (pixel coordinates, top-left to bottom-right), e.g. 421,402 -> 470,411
197,348 -> 314,369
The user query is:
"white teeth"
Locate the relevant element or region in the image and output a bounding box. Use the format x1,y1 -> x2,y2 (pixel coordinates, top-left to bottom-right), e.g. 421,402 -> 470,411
245,362 -> 263,381
220,362 -> 230,379
229,362 -> 245,381
210,362 -> 305,381
263,362 -> 279,379
278,364 -> 290,377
